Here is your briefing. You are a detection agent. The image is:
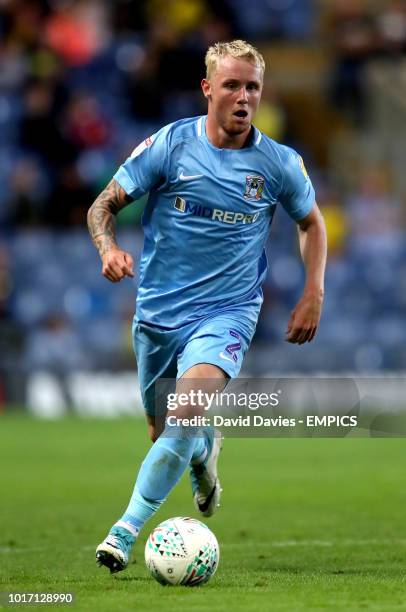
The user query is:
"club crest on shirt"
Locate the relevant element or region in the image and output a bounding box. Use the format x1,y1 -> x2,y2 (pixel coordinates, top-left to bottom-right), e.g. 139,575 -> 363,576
244,175 -> 265,200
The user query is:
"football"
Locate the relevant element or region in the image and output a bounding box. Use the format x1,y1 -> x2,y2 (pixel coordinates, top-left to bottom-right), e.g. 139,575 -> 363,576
145,517 -> 220,586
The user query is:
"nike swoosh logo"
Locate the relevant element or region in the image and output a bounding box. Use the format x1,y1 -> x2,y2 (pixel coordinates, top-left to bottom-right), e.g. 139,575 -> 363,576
179,172 -> 203,181
219,351 -> 235,364
197,483 -> 217,513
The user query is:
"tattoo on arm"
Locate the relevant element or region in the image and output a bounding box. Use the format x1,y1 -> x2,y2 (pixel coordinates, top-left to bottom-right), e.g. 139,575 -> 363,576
87,179 -> 133,257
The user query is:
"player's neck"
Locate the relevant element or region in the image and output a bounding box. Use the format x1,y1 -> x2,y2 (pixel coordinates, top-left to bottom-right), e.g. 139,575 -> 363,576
205,116 -> 252,150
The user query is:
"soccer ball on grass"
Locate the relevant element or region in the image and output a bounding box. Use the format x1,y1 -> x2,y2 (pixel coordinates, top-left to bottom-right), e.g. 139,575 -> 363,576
145,517 -> 219,586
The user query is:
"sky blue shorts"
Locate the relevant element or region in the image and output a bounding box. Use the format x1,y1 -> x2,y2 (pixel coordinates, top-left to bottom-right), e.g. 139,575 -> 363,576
133,306 -> 259,416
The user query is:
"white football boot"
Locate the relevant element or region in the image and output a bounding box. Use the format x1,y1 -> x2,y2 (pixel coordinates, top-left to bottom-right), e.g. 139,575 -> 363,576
96,523 -> 136,574
190,428 -> 223,517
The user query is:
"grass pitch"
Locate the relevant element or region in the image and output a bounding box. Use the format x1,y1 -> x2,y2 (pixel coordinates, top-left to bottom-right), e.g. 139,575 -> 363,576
1,415 -> 406,611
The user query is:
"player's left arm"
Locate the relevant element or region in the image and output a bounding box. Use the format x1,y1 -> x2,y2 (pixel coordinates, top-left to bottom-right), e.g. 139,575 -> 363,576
285,202 -> 327,344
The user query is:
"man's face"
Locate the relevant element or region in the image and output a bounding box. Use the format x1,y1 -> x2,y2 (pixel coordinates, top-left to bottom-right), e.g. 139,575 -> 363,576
201,55 -> 263,136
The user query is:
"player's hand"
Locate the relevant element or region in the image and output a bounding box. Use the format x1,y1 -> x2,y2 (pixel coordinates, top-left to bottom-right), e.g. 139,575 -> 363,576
285,292 -> 323,344
101,248 -> 134,283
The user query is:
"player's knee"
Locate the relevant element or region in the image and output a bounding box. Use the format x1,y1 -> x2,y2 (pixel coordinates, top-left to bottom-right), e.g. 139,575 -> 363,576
171,403 -> 201,421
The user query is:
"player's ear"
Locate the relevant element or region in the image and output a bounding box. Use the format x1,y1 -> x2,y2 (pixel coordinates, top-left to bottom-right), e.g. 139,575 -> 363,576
201,78 -> 211,100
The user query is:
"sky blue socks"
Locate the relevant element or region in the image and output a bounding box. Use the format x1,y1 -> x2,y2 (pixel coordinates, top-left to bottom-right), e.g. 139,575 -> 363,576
116,423 -> 207,534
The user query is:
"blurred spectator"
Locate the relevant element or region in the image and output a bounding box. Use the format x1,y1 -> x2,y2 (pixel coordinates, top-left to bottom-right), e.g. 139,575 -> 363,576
123,0 -> 233,122
347,166 -> 403,254
6,0 -> 45,49
254,85 -> 286,142
19,79 -> 75,166
224,0 -> 315,41
23,314 -> 88,372
146,0 -> 206,36
45,163 -> 95,226
63,92 -> 112,150
111,0 -> 149,35
8,157 -> 49,226
0,243 -> 12,319
0,39 -> 27,90
376,0 -> 406,58
44,0 -> 109,67
327,0 -> 377,124
319,188 -> 348,258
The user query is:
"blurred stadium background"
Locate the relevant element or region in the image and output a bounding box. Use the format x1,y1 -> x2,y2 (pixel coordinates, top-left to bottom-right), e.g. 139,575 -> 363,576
0,0 -> 405,417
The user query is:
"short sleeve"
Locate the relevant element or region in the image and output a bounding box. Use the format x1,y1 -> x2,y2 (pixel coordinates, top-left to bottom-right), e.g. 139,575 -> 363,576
113,125 -> 169,199
278,146 -> 315,221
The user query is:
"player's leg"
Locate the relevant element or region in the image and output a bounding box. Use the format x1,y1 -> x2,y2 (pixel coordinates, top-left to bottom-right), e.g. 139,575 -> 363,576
97,363 -> 225,573
177,308 -> 258,516
174,364 -> 227,516
96,321 -> 177,573
118,363 -> 226,530
96,322 -> 217,573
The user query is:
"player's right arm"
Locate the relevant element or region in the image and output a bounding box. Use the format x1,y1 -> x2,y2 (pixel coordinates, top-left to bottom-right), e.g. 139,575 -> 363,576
88,126 -> 170,281
87,178 -> 135,283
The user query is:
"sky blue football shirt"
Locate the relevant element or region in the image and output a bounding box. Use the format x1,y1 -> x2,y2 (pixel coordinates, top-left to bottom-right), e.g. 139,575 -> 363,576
114,115 -> 315,328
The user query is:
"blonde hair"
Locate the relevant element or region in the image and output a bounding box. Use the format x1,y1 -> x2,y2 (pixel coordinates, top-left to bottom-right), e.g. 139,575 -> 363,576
205,40 -> 265,80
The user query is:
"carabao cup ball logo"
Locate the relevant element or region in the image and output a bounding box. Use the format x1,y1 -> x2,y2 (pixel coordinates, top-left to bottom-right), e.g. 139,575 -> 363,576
244,175 -> 265,200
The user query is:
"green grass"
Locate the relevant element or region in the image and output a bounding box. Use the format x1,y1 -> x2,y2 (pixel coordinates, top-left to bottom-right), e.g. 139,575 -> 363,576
1,415 -> 406,611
